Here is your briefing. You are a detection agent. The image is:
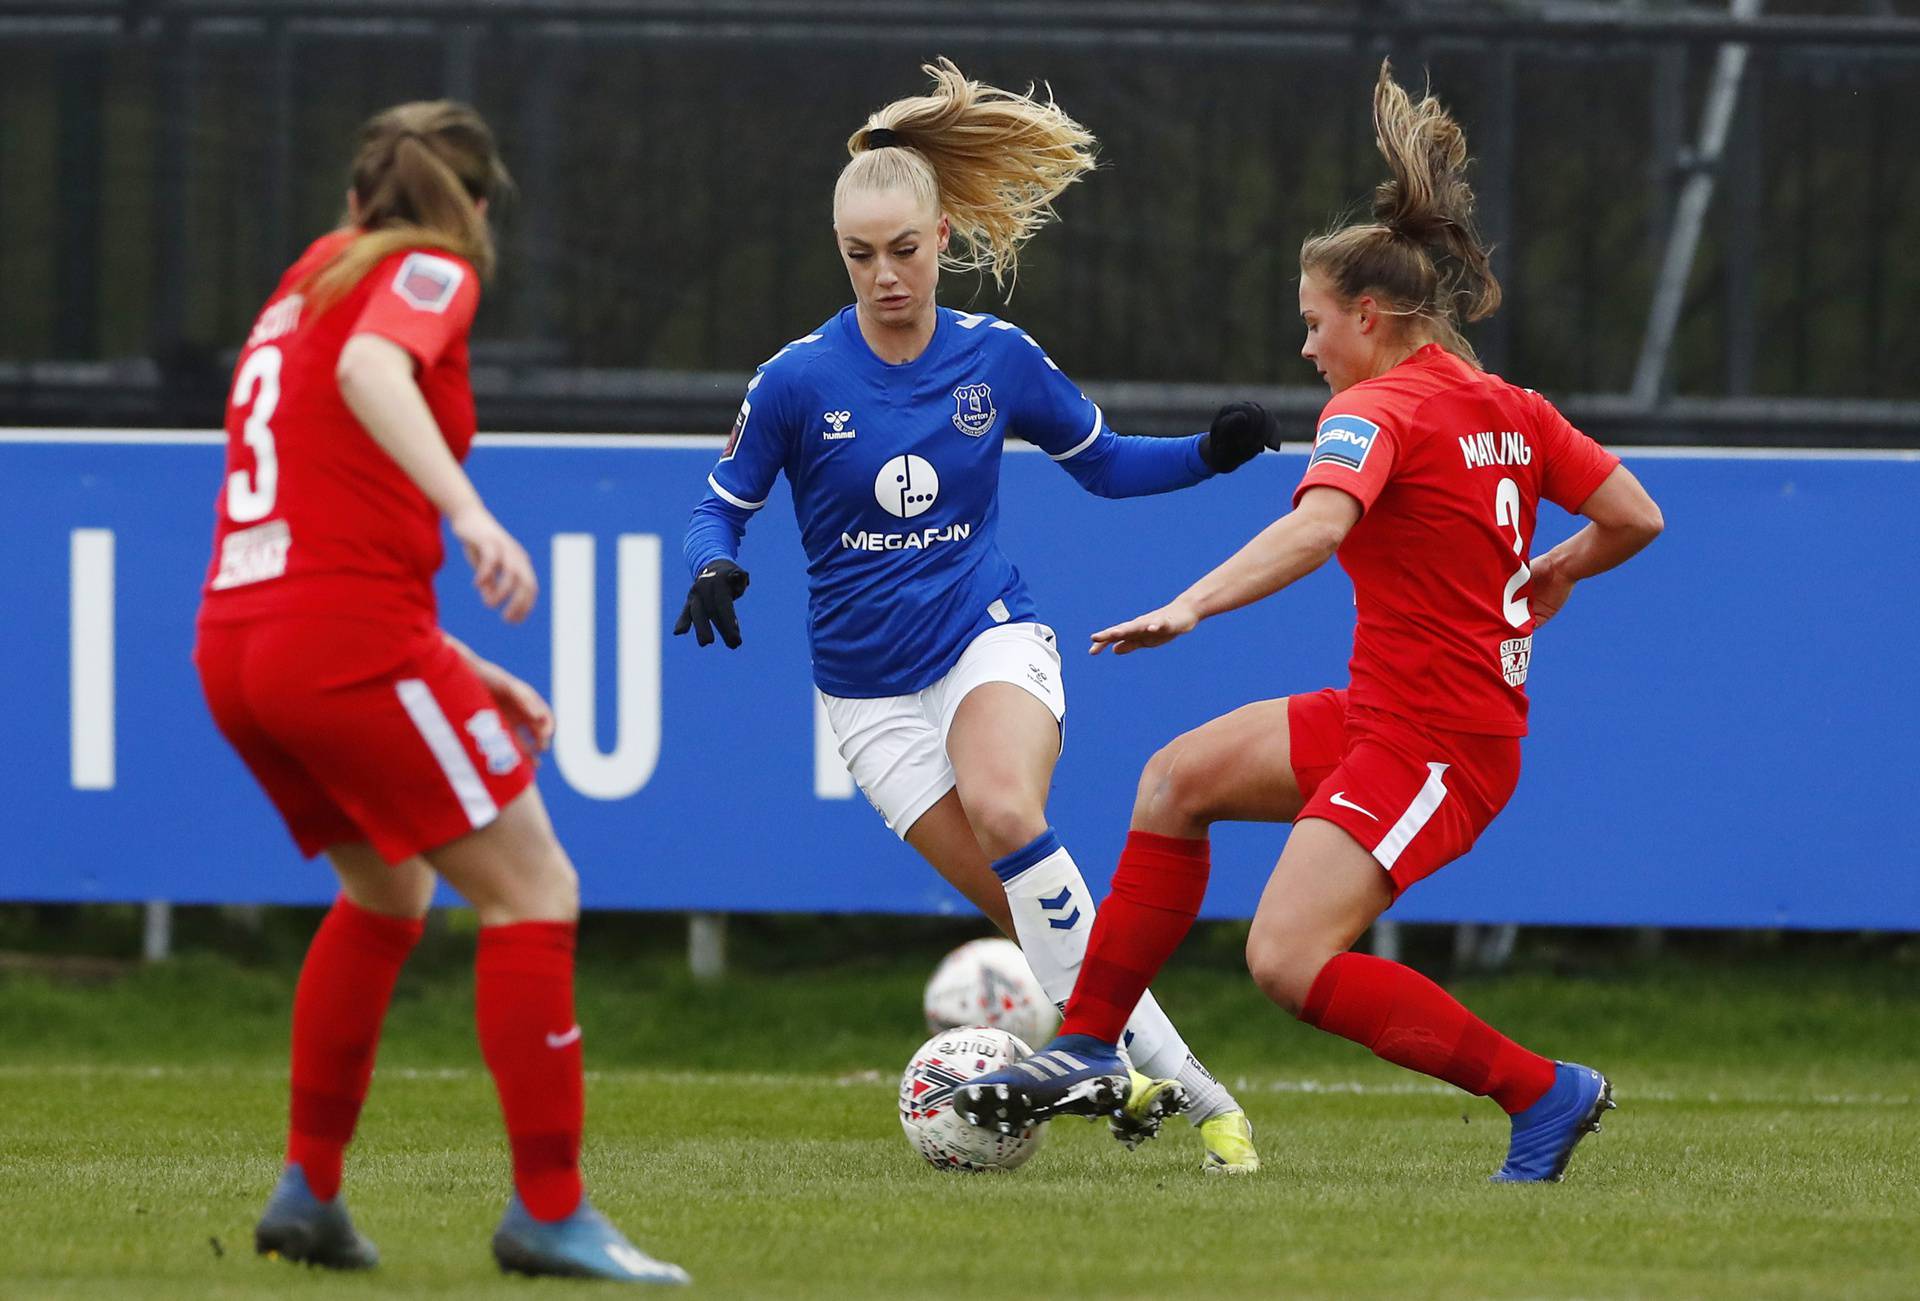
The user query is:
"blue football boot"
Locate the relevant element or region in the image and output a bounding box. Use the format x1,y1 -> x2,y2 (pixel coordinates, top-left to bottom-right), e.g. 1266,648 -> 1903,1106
491,1194 -> 690,1285
1491,1061 -> 1615,1183
253,1164 -> 379,1270
954,1033 -> 1130,1134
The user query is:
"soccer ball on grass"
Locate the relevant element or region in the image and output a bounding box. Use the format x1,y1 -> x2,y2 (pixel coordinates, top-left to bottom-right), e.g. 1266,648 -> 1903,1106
899,1026 -> 1044,1172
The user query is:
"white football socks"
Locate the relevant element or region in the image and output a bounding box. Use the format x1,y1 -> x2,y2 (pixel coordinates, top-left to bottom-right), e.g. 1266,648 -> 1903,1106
995,831 -> 1240,1125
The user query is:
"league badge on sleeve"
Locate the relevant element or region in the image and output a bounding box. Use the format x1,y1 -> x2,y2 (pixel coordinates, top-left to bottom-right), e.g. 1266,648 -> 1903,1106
391,252 -> 465,313
951,383 -> 996,437
1309,413 -> 1380,472
722,399 -> 750,460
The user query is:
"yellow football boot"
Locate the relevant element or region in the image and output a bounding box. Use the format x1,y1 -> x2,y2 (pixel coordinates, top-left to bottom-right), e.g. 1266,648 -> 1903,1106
1199,1109 -> 1260,1175
1107,1068 -> 1190,1149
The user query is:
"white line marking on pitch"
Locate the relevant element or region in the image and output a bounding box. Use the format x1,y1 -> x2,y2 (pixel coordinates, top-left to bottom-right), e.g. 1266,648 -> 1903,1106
0,1063 -> 1908,1107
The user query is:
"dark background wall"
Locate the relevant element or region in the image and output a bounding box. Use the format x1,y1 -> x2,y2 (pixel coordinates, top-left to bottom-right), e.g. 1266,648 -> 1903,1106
3,0 -> 1917,440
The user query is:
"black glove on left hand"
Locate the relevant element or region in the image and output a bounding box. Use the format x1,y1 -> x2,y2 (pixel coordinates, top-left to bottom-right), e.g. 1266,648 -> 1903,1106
1198,401 -> 1284,474
673,558 -> 750,649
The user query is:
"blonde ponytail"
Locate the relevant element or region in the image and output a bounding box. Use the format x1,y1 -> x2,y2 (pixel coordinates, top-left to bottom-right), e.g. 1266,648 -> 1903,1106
836,57 -> 1097,293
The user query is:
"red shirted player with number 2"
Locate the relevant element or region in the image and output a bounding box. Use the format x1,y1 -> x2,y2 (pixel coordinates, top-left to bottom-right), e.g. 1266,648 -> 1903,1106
192,101 -> 686,1283
959,63 -> 1663,1184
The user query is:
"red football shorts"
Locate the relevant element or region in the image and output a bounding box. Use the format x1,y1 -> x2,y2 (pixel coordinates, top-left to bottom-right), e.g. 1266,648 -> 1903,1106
195,616 -> 534,864
1287,688 -> 1522,895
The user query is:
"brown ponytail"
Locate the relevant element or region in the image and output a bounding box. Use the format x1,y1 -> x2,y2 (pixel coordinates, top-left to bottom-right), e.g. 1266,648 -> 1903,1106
1300,61 -> 1500,360
301,100 -> 513,312
836,57 -> 1098,293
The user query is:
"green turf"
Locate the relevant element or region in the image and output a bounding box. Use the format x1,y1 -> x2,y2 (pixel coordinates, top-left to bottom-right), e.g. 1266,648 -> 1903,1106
1,938 -> 1917,1298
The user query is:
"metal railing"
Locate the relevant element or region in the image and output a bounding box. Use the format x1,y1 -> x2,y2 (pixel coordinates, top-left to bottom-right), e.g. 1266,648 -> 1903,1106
3,0 -> 1918,442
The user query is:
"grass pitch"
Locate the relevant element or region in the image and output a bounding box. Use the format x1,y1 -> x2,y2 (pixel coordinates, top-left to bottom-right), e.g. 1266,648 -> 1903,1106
1,928 -> 1916,1299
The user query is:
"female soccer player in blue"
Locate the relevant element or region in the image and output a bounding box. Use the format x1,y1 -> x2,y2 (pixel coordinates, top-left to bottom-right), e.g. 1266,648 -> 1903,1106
677,59 -> 1270,1172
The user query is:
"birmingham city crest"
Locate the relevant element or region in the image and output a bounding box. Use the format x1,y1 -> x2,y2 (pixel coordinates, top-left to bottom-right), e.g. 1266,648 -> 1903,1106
951,383 -> 996,437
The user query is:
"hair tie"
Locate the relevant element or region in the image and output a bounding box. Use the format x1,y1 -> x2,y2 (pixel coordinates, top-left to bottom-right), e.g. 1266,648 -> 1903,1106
864,127 -> 902,150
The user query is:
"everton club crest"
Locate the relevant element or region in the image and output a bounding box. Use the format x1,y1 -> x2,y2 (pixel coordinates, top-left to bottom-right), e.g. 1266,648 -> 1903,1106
951,383 -> 996,437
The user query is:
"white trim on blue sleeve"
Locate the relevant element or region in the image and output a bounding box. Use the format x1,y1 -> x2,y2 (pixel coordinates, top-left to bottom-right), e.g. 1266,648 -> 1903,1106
1050,405 -> 1105,462
707,474 -> 767,511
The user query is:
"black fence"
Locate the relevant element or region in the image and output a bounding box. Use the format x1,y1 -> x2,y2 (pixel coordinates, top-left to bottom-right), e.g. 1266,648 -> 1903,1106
4,0 -> 1919,443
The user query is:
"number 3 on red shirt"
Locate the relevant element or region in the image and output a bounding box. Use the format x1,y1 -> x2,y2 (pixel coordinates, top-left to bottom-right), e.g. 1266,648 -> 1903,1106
227,345 -> 282,524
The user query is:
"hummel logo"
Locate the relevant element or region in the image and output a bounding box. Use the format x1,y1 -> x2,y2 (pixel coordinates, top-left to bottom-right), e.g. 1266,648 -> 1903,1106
1038,884 -> 1080,931
1328,791 -> 1379,821
545,1024 -> 583,1050
822,409 -> 855,440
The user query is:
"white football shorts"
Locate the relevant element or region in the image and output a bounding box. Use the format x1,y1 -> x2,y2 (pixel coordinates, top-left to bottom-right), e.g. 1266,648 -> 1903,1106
818,621 -> 1067,838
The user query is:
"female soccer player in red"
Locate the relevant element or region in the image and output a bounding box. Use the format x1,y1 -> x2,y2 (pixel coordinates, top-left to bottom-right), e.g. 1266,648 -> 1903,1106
961,62 -> 1664,1184
193,102 -> 686,1282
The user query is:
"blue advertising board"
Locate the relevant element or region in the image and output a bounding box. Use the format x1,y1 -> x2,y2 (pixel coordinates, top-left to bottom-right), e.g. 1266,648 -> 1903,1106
3,430 -> 1915,929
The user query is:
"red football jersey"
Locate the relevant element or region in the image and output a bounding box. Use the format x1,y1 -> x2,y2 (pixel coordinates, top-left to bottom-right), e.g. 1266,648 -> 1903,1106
1293,344 -> 1618,736
197,231 -> 481,630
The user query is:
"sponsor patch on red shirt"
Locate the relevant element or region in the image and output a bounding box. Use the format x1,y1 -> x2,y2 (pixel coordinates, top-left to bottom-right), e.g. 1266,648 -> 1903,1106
1308,413 -> 1382,473
1292,345 -> 1620,736
392,251 -> 464,314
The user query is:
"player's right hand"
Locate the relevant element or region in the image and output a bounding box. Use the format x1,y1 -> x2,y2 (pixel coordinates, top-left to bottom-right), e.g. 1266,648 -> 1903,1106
1527,549 -> 1576,627
451,503 -> 538,623
674,558 -> 750,648
1090,597 -> 1199,655
1199,401 -> 1284,474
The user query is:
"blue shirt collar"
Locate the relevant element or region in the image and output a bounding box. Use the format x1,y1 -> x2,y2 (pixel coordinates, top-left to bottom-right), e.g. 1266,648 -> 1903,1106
837,303 -> 951,373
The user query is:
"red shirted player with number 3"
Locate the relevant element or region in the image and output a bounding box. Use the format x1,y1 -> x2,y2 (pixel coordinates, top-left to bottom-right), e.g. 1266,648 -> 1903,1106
959,63 -> 1663,1184
192,101 -> 686,1283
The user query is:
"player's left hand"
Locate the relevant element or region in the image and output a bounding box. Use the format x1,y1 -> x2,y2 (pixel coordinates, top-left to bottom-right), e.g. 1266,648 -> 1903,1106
1198,401 -> 1283,474
674,558 -> 750,649
1090,599 -> 1199,655
474,659 -> 555,754
1528,550 -> 1576,628
450,503 -> 539,624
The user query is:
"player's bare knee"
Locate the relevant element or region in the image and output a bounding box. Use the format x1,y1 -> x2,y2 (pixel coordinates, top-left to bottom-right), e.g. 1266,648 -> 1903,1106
1132,744 -> 1173,813
1132,741 -> 1183,821
1134,739 -> 1213,835
1245,934 -> 1317,1017
1162,751 -> 1217,825
551,857 -> 581,921
524,844 -> 580,922
960,790 -> 1046,860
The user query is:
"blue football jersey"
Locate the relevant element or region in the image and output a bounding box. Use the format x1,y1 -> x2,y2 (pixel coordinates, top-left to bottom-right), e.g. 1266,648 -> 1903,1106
685,304 -> 1213,697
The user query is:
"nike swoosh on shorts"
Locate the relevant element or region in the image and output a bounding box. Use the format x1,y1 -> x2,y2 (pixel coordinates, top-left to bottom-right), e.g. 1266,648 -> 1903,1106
1329,791 -> 1379,821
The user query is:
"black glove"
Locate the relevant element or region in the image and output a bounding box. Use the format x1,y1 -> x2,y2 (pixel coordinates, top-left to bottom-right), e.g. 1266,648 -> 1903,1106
673,558 -> 750,649
1198,401 -> 1283,474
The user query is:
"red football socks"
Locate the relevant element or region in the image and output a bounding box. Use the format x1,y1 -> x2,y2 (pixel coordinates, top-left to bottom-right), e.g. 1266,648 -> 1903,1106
1301,951 -> 1555,1113
286,896 -> 424,1201
475,921 -> 585,1222
1059,831 -> 1211,1044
